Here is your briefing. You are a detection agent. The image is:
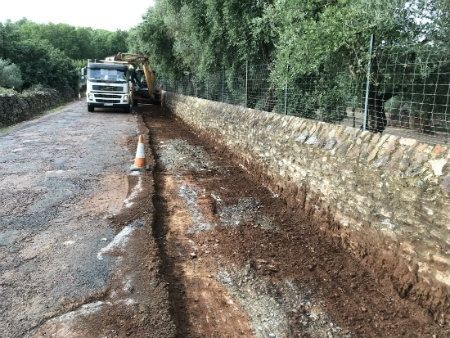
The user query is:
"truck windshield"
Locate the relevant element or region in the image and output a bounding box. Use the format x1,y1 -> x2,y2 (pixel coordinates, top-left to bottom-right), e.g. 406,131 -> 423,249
88,68 -> 127,83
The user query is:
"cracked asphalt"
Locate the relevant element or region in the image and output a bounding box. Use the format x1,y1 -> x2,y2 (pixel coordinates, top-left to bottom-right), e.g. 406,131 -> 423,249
0,101 -> 137,337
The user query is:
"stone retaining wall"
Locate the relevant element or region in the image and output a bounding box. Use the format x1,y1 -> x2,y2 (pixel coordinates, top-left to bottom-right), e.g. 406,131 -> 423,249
163,92 -> 450,323
0,89 -> 70,127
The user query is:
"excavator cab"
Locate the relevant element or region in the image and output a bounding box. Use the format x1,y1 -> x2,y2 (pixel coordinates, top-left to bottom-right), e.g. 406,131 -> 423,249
111,53 -> 161,105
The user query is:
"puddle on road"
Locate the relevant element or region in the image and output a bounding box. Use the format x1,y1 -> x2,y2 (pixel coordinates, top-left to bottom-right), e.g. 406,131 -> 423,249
12,147 -> 27,152
45,169 -> 72,175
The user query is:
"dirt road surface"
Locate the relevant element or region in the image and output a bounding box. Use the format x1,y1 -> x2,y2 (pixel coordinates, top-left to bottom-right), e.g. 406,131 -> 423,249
0,102 -> 175,338
1,101 -> 448,337
144,105 -> 449,337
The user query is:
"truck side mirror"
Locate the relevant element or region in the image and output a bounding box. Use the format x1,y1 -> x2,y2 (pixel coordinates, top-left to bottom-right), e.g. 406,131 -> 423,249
81,67 -> 87,76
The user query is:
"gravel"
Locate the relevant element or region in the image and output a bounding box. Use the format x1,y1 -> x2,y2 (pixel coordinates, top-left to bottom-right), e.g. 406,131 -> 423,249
158,139 -> 218,172
217,265 -> 352,338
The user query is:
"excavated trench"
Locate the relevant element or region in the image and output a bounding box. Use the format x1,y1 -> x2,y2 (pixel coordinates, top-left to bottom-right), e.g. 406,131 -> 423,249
143,105 -> 448,338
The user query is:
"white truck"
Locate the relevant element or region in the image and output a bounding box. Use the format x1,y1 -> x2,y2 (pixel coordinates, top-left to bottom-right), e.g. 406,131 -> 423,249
83,59 -> 132,113
81,53 -> 159,113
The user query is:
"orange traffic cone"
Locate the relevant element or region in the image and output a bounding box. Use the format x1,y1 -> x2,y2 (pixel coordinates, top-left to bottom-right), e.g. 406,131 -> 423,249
133,135 -> 146,170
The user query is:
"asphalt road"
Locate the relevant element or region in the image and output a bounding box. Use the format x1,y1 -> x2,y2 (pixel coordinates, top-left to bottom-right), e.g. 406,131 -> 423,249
0,102 -> 138,337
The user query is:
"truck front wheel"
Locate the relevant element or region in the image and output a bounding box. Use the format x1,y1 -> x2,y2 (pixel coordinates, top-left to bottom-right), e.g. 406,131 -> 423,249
88,104 -> 94,112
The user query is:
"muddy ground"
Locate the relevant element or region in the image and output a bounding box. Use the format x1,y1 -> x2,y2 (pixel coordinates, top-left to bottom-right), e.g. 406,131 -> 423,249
144,105 -> 449,337
1,101 -> 448,337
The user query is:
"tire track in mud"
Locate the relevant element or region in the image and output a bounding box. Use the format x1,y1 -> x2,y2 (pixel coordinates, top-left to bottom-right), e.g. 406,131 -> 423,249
143,105 -> 449,338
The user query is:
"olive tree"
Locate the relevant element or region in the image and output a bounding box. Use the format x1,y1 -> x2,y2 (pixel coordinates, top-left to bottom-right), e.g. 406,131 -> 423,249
0,59 -> 23,89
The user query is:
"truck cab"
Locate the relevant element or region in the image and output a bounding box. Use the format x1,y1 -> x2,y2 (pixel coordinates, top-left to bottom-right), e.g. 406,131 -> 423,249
83,60 -> 132,113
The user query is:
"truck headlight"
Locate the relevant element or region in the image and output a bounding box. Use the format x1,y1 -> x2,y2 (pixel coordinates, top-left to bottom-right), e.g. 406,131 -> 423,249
87,92 -> 94,100
123,94 -> 129,103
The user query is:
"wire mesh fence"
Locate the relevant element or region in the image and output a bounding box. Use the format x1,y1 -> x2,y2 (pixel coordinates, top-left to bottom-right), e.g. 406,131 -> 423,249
159,38 -> 450,145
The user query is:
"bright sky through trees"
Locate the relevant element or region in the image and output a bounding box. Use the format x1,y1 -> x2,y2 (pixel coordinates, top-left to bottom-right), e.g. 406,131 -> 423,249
0,0 -> 154,31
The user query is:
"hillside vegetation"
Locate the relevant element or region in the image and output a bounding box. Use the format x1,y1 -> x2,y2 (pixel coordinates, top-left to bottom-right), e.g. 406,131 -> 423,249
0,20 -> 128,95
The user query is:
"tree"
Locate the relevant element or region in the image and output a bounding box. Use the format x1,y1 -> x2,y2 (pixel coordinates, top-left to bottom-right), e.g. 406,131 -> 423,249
131,0 -> 449,126
12,39 -> 77,93
0,19 -> 130,94
0,59 -> 23,89
16,19 -> 130,60
0,21 -> 21,61
130,0 -> 274,79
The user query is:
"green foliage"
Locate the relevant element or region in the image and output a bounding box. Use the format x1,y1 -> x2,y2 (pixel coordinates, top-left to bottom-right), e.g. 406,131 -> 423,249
0,19 -> 129,94
0,59 -> 23,89
129,0 -> 274,79
7,38 -> 77,93
132,0 -> 449,124
0,87 -> 16,95
128,3 -> 179,78
16,20 -> 129,60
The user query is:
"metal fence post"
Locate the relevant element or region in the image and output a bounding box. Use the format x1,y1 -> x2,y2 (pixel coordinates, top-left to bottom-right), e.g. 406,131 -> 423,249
363,34 -> 374,131
245,60 -> 248,108
193,76 -> 197,97
284,65 -> 289,115
221,68 -> 225,102
188,73 -> 191,96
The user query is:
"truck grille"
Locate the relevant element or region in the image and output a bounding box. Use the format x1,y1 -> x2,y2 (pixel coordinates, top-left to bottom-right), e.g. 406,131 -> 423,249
95,93 -> 121,99
92,85 -> 124,92
93,93 -> 122,103
96,99 -> 120,103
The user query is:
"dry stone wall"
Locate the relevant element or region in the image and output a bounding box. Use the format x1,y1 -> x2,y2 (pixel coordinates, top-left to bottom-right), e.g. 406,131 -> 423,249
0,90 -> 69,127
163,92 -> 450,323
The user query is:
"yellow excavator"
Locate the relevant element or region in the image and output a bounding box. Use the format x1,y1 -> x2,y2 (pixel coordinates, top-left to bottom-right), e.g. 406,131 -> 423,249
83,52 -> 160,113
108,53 -> 160,106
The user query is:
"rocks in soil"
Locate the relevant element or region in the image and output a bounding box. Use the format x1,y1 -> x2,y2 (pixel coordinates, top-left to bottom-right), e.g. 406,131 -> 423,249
214,196 -> 276,231
158,139 -> 218,173
216,265 -> 352,338
177,183 -> 214,233
250,259 -> 279,275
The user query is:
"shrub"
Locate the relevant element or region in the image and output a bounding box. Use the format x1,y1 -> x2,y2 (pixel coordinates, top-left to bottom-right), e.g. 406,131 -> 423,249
0,59 -> 23,89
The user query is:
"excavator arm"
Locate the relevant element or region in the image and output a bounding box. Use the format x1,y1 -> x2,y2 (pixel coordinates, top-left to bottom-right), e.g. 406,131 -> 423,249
113,53 -> 156,99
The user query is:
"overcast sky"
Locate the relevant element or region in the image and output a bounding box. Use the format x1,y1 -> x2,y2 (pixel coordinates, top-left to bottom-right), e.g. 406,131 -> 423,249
0,0 -> 154,31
